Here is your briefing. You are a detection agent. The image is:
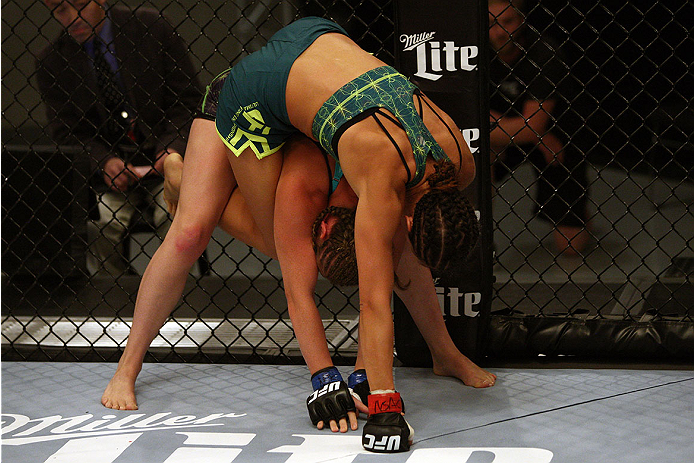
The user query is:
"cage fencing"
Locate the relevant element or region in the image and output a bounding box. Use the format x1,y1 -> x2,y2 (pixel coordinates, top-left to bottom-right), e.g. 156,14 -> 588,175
2,0 -> 693,364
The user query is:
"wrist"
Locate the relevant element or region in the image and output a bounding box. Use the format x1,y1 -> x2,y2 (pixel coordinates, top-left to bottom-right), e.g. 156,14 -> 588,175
348,369 -> 368,389
311,366 -> 343,390
368,390 -> 402,415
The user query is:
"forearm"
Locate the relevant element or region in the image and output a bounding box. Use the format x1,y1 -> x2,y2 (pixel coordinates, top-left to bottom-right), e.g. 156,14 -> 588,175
358,299 -> 395,391
286,293 -> 333,374
354,195 -> 402,391
277,250 -> 333,373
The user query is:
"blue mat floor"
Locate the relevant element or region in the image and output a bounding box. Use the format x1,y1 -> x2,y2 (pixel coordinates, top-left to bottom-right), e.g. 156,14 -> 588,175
2,362 -> 693,462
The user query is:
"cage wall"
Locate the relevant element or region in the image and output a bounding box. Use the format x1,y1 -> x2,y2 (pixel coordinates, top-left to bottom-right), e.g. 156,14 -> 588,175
2,0 -> 693,363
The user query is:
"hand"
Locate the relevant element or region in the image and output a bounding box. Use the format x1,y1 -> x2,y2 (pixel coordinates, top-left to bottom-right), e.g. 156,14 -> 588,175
362,391 -> 413,453
153,149 -> 172,177
102,157 -> 137,193
347,369 -> 371,416
307,367 -> 358,432
163,152 -> 184,217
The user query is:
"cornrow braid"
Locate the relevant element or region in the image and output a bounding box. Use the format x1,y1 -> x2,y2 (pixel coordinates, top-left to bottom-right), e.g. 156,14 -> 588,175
311,206 -> 359,286
409,160 -> 480,272
426,158 -> 459,190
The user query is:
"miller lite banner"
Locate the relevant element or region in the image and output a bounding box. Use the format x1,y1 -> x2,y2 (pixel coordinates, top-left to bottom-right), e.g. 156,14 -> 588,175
393,0 -> 492,363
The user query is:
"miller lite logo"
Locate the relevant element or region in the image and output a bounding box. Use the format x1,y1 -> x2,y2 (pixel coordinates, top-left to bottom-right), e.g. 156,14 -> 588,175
400,31 -> 478,81
432,279 -> 482,318
2,412 -> 554,462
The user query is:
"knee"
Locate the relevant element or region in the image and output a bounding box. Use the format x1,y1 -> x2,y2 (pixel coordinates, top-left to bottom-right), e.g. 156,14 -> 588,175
169,223 -> 212,259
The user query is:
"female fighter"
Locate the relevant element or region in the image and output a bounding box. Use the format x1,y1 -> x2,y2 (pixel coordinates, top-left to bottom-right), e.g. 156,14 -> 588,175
212,17 -> 479,452
103,17 -> 484,453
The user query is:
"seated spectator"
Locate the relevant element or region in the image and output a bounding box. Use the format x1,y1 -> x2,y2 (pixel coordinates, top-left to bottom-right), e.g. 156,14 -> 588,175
36,0 -> 202,275
489,0 -> 590,255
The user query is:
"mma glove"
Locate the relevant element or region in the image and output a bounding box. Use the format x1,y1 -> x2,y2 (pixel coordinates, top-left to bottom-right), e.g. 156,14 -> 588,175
306,366 -> 356,426
362,390 -> 414,453
347,369 -> 370,405
348,369 -> 404,413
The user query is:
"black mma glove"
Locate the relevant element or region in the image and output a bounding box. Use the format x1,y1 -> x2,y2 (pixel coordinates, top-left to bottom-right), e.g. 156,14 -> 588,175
306,366 -> 356,426
362,391 -> 413,453
348,370 -> 405,412
347,369 -> 370,405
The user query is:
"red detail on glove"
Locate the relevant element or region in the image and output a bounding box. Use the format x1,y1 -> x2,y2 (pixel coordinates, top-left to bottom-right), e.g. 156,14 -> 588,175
368,392 -> 403,415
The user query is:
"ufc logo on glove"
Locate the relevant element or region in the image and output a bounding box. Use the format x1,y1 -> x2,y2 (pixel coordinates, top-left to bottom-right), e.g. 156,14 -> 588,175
363,433 -> 402,452
307,381 -> 340,404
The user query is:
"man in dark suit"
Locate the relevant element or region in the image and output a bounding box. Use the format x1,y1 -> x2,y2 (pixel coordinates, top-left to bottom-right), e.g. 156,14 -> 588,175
37,0 -> 202,276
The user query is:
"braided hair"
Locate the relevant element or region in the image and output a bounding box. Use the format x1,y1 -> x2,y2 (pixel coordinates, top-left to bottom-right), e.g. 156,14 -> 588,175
312,161 -> 479,283
408,159 -> 480,272
311,206 -> 359,286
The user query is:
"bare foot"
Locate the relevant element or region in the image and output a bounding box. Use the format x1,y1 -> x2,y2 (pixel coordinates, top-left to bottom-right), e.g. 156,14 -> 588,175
432,353 -> 497,388
102,368 -> 139,410
163,152 -> 184,217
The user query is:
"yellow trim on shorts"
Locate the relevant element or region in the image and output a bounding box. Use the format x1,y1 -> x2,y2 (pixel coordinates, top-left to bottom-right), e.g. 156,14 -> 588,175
216,126 -> 284,160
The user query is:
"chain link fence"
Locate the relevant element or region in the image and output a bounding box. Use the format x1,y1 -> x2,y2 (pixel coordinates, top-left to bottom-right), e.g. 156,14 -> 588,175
486,0 -> 693,359
3,0 -> 692,363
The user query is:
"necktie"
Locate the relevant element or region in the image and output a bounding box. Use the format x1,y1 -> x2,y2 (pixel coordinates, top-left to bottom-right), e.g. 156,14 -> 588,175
92,40 -> 129,139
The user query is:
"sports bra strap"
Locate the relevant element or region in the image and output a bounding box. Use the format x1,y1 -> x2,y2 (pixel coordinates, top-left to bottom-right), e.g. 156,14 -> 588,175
372,110 -> 412,185
414,91 -> 464,171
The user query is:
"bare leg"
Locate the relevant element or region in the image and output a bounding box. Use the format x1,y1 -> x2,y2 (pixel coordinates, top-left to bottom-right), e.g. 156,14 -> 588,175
102,119 -> 235,410
225,146 -> 284,259
395,241 -> 496,388
164,151 -> 273,257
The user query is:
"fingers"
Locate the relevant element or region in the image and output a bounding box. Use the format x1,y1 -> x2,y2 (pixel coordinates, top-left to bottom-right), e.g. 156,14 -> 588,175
123,163 -> 139,181
348,411 -> 358,431
106,165 -> 138,193
317,416 -> 357,433
109,176 -> 129,193
331,418 -> 349,433
354,397 -> 369,415
316,419 -> 341,432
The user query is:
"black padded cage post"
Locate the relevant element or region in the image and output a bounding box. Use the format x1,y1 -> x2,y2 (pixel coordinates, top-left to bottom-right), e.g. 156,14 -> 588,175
392,0 -> 494,366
